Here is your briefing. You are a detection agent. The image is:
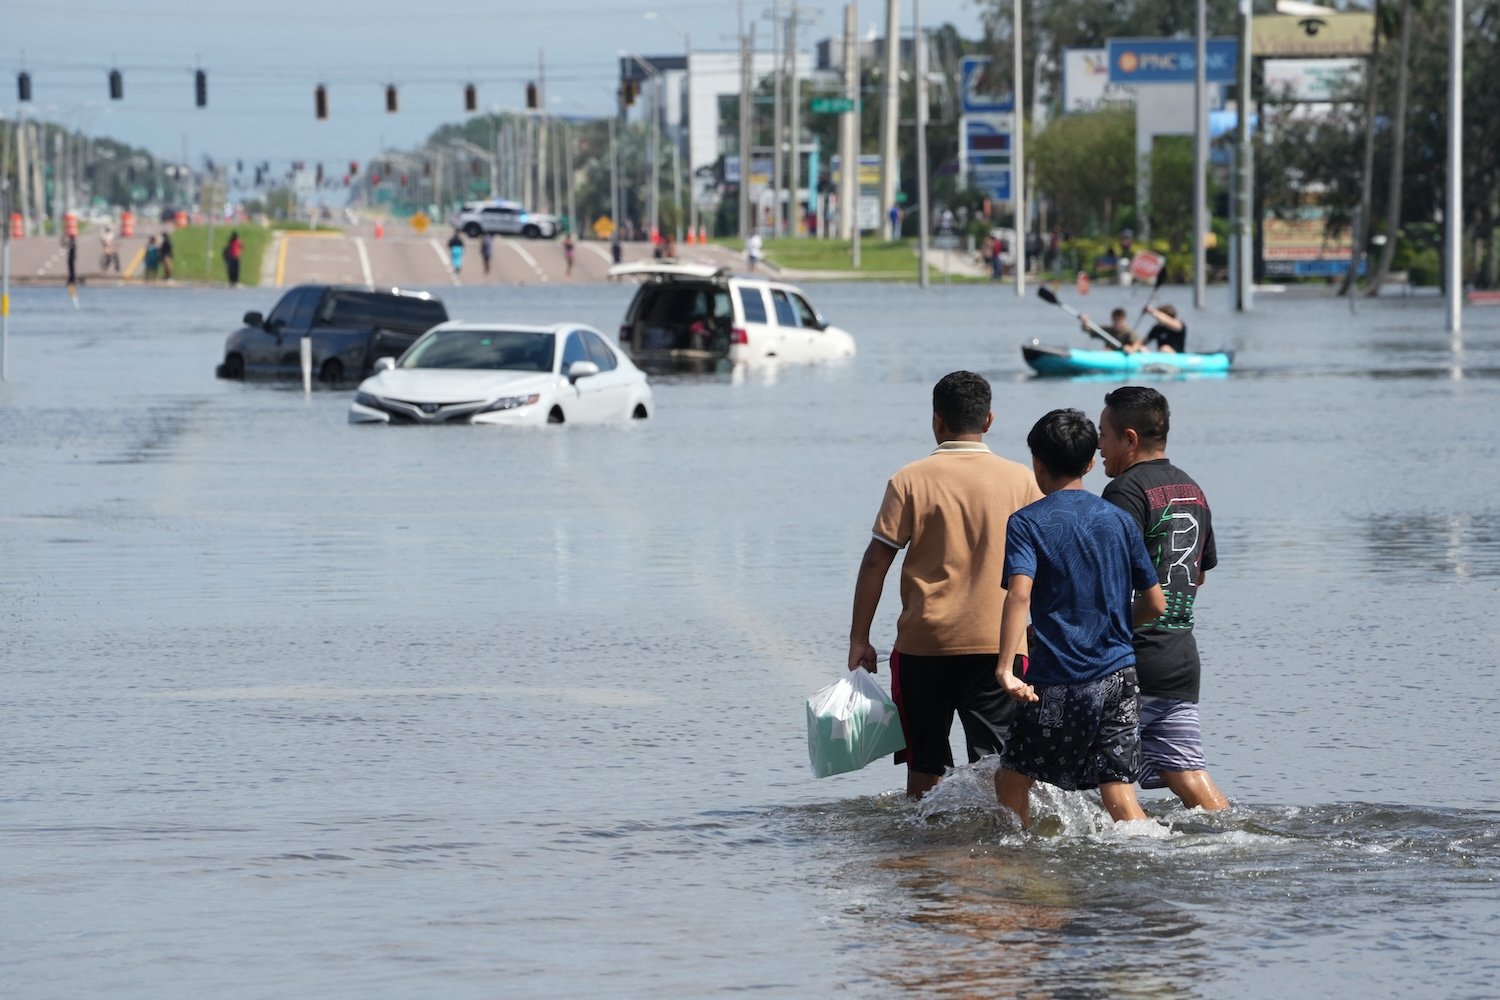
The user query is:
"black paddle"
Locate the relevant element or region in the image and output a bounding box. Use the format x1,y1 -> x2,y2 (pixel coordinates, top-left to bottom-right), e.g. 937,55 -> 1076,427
1135,267 -> 1170,326
1037,285 -> 1125,351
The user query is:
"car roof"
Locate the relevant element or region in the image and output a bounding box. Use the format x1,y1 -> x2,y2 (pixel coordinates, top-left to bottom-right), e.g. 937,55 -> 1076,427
424,321 -> 594,336
286,283 -> 439,301
608,262 -> 728,281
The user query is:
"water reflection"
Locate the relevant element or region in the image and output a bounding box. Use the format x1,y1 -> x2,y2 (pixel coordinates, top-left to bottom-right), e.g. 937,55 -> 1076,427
1361,512 -> 1500,578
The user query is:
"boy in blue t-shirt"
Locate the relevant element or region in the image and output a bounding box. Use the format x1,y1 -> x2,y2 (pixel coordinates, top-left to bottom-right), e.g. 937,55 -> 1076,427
993,409 -> 1166,828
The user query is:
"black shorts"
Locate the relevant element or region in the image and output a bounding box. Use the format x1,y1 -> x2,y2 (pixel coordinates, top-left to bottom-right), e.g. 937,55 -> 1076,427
889,651 -> 1024,776
1000,667 -> 1141,791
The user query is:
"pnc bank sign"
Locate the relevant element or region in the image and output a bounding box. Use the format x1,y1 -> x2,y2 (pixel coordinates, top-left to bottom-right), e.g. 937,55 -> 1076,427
1107,38 -> 1239,85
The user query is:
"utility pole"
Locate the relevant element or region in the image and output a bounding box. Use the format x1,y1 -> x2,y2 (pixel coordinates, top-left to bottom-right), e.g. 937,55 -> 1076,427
915,0 -> 929,286
1193,0 -> 1208,309
565,123 -> 577,241
788,4 -> 802,236
1446,0 -> 1463,333
840,2 -> 861,255
3,115 -> 14,382
1013,0 -> 1025,299
879,0 -> 900,237
771,0 -> 784,237
1235,0 -> 1254,311
739,7 -> 754,241
538,50 -> 550,213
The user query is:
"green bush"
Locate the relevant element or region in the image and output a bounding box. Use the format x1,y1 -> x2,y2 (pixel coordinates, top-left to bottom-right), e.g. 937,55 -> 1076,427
1406,247 -> 1440,286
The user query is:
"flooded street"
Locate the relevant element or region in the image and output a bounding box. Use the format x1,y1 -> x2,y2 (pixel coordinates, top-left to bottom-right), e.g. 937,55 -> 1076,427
3,281 -> 1498,998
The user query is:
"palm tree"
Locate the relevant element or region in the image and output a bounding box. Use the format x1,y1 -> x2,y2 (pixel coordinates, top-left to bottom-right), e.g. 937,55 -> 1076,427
1366,0 -> 1415,294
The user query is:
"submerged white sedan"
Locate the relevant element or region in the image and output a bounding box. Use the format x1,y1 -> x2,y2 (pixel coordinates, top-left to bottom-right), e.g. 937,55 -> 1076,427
349,322 -> 654,426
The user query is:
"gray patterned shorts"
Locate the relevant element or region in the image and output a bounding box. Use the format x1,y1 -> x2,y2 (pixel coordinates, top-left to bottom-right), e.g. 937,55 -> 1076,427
999,667 -> 1140,791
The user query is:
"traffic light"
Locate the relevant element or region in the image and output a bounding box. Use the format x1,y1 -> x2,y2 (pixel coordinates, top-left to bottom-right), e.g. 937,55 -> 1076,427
108,68 -> 123,100
621,79 -> 637,107
349,160 -> 359,176
464,83 -> 477,112
526,82 -> 538,109
385,85 -> 398,113
315,84 -> 328,120
17,71 -> 30,103
195,69 -> 207,107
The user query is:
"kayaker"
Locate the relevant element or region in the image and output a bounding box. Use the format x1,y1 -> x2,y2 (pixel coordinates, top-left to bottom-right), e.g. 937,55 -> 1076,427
1135,304 -> 1186,354
1079,308 -> 1138,351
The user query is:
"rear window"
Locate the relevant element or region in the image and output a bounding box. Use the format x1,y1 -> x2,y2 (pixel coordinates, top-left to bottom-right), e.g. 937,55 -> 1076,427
632,283 -> 718,324
737,286 -> 768,324
323,291 -> 447,333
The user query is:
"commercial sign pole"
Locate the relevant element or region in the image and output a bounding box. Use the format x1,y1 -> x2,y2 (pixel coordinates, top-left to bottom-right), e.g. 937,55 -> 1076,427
879,0 -> 900,236
1193,0 -> 1208,310
915,0 -> 929,288
1446,0 -> 1462,334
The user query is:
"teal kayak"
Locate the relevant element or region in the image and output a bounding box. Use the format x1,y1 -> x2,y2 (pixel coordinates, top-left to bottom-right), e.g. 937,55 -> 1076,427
1023,341 -> 1234,377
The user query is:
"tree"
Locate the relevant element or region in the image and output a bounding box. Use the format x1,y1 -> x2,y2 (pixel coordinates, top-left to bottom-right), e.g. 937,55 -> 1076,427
1366,0 -> 1416,293
1031,107 -> 1134,234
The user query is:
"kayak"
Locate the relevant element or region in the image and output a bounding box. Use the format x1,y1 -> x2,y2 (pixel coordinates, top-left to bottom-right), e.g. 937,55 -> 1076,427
1022,341 -> 1234,377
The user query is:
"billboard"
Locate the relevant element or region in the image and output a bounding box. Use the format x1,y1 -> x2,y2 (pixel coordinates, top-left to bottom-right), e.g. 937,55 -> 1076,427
1262,211 -> 1357,278
971,164 -> 1012,203
1253,13 -> 1375,57
1263,59 -> 1363,102
1107,38 -> 1239,85
1062,48 -> 1136,113
964,114 -> 1014,156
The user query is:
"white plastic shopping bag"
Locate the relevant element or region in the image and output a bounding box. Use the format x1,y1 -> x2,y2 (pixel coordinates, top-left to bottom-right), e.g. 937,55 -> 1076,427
805,668 -> 907,778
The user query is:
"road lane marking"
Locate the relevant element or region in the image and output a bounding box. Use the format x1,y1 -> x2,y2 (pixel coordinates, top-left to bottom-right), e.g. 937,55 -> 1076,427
122,246 -> 146,279
429,238 -> 461,285
275,234 -> 289,287
583,242 -> 613,265
354,237 -> 374,286
502,238 -> 548,282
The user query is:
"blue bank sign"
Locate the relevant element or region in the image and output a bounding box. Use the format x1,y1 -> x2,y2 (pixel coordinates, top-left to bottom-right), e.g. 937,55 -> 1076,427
959,56 -> 1014,114
1107,38 -> 1239,85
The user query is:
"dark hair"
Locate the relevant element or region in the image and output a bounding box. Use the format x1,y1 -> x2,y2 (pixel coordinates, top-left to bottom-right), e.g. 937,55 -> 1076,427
1027,409 -> 1097,478
932,371 -> 991,434
1103,385 -> 1170,446
1157,304 -> 1178,319
1111,308 -> 1127,321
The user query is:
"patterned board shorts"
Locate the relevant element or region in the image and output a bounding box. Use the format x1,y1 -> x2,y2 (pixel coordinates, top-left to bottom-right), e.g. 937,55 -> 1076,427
1137,695 -> 1208,789
1000,667 -> 1141,791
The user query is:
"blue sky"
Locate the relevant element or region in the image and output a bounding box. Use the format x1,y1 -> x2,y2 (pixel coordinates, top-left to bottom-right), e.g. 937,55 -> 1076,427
3,0 -> 984,168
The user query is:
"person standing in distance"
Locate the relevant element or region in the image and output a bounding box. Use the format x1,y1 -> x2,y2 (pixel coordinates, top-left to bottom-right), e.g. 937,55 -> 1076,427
1099,386 -> 1229,811
745,231 -> 763,272
849,371 -> 1043,799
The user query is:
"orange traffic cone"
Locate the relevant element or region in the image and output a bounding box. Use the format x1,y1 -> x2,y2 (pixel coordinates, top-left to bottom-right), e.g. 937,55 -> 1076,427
684,228 -> 695,245
697,224 -> 707,244
374,220 -> 384,240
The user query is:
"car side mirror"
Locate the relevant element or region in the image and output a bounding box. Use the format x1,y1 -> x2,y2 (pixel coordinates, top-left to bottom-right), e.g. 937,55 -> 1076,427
373,356 -> 396,372
243,310 -> 264,328
567,360 -> 600,382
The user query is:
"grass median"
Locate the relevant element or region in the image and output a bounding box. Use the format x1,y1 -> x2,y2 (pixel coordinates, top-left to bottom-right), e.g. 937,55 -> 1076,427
160,225 -> 271,285
719,237 -> 922,276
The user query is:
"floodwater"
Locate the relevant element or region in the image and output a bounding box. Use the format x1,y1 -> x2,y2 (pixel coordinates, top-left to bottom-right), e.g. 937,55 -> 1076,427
2,279 -> 1497,999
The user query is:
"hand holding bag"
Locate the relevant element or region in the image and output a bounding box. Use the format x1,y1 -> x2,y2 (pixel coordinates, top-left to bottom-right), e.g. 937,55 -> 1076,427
805,668 -> 907,778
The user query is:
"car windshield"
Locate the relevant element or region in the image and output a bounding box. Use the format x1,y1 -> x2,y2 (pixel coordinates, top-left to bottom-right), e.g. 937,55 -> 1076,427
400,329 -> 555,371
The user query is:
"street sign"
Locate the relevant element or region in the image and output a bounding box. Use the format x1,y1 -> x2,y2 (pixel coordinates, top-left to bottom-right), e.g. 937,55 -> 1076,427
959,57 -> 1014,113
971,164 -> 1012,203
810,97 -> 857,114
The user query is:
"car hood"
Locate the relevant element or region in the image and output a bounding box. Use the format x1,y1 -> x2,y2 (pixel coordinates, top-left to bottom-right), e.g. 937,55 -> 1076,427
358,368 -> 556,403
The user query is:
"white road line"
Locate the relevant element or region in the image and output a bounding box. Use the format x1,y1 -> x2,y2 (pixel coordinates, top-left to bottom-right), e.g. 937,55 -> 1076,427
583,242 -> 613,265
354,237 -> 374,286
502,239 -> 548,282
429,238 -> 461,285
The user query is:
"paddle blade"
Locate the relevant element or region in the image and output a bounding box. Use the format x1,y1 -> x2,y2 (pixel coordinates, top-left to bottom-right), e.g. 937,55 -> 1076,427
1037,286 -> 1059,305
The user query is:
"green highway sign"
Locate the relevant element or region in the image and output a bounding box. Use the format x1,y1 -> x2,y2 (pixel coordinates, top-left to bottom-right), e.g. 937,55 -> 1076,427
809,97 -> 857,114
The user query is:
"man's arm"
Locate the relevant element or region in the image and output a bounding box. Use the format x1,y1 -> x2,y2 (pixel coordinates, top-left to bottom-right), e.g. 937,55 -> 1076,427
849,538 -> 898,672
995,575 -> 1038,702
1132,583 -> 1167,627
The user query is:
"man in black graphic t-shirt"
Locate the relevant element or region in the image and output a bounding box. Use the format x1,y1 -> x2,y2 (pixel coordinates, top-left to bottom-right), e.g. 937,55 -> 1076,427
1099,387 -> 1229,811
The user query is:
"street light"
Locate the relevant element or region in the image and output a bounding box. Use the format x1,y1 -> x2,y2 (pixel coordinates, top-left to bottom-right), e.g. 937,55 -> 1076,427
645,11 -> 693,243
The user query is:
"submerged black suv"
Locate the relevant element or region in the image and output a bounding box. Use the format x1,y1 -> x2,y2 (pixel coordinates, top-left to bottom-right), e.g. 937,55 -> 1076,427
216,285 -> 448,384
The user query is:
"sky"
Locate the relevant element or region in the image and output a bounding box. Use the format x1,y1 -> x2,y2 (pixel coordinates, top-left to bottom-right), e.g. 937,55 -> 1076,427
3,0 -> 984,169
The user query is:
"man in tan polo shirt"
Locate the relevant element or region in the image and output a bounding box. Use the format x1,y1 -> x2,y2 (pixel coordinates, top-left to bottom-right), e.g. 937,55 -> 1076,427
849,371 -> 1043,799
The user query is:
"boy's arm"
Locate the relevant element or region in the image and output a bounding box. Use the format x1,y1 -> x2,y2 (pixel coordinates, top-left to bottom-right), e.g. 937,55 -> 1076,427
1132,583 -> 1167,627
849,538 -> 898,673
995,575 -> 1038,703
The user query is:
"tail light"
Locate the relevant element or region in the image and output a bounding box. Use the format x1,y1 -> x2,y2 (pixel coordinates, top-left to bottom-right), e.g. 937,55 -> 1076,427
730,328 -> 748,345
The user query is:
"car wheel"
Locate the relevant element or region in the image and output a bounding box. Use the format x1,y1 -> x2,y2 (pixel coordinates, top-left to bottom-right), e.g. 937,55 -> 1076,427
632,403 -> 649,419
548,406 -> 565,424
464,223 -> 482,238
221,353 -> 245,380
318,359 -> 344,384
523,225 -> 540,239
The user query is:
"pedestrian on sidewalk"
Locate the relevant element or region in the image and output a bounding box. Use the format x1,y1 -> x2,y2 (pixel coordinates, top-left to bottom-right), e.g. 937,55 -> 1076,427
746,231 -> 763,272
100,226 -> 120,273
65,234 -> 78,286
563,233 -> 576,277
480,233 -> 493,276
144,236 -> 161,280
159,231 -> 174,280
222,231 -> 243,286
